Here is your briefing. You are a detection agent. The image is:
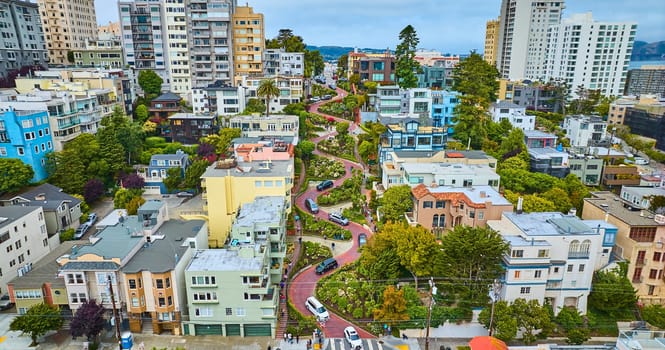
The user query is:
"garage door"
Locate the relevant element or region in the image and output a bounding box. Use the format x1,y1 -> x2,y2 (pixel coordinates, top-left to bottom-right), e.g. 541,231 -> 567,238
194,324 -> 222,336
226,324 -> 241,336
244,324 -> 272,337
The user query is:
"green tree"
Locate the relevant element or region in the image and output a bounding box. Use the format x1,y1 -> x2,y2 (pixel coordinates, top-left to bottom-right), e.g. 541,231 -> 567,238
305,50 -> 325,78
201,128 -> 242,157
113,188 -> 143,209
649,195 -> 665,214
452,52 -> 500,102
562,173 -> 591,212
336,53 -> 348,78
163,167 -> 183,193
642,305 -> 665,329
297,140 -> 315,162
588,263 -> 637,318
511,299 -> 552,344
10,303 -> 63,346
349,73 -> 361,86
137,70 -> 163,95
395,25 -> 420,89
566,328 -> 591,345
358,226 -> 401,280
0,158 -> 34,193
438,226 -> 509,307
555,306 -> 584,332
595,95 -> 617,117
373,285 -> 409,326
265,29 -> 305,52
67,51 -> 75,63
241,98 -> 266,114
497,128 -> 529,163
257,79 -> 280,118
184,160 -> 209,190
380,185 -> 413,223
497,156 -> 529,172
358,140 -> 374,162
478,301 -> 517,342
392,223 -> 440,288
542,187 -> 573,213
134,104 -> 149,123
126,196 -> 146,215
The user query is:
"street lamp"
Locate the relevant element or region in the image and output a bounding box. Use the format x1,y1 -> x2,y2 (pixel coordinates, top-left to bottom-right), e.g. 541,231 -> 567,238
425,277 -> 437,350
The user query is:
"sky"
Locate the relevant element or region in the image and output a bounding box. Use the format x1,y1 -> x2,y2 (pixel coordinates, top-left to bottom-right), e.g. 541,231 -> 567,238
95,0 -> 665,54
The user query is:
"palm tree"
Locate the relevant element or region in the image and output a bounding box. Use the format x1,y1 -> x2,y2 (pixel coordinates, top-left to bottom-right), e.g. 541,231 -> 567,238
256,79 -> 280,118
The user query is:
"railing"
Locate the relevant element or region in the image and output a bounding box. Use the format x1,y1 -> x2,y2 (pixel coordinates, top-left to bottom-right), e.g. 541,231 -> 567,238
567,252 -> 590,259
635,258 -> 646,266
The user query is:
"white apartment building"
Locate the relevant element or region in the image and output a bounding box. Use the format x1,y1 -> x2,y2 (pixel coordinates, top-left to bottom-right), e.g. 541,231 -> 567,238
488,212 -> 615,315
263,49 -> 304,76
0,0 -> 48,75
545,13 -> 636,97
118,1 -> 170,83
375,85 -> 401,116
388,162 -> 500,191
237,75 -> 303,114
620,186 -> 665,210
563,115 -> 607,148
229,114 -> 299,141
496,0 -> 565,80
402,88 -> 432,116
192,84 -> 246,116
489,101 -> 535,130
37,0 -> 97,65
0,206 -> 52,296
187,0 -> 236,88
163,0 -> 191,96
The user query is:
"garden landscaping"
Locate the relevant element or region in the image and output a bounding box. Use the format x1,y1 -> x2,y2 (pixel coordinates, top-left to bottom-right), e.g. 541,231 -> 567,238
317,134 -> 355,161
305,156 -> 346,180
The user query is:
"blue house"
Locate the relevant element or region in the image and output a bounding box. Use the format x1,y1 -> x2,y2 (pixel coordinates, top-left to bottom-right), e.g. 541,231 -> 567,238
378,120 -> 447,165
138,150 -> 191,194
0,108 -> 53,182
431,90 -> 459,134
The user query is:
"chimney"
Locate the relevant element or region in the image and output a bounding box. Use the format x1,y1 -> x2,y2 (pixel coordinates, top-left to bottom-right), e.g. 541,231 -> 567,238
517,197 -> 524,214
480,191 -> 486,198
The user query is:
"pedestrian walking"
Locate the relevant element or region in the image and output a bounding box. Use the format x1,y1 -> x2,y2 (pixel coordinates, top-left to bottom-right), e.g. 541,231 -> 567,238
331,242 -> 335,251
288,333 -> 293,344
283,333 -> 287,342
313,331 -> 317,340
296,334 -> 299,343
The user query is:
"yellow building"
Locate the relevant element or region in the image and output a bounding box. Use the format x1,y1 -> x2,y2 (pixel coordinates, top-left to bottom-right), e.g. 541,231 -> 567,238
232,6 -> 265,78
201,144 -> 294,247
484,18 -> 500,66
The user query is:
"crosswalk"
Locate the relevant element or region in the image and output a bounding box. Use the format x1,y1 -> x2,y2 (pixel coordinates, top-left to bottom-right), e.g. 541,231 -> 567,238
325,338 -> 402,350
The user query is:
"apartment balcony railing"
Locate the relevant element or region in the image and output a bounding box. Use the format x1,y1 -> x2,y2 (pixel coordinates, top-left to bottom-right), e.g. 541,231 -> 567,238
567,252 -> 590,259
635,258 -> 646,266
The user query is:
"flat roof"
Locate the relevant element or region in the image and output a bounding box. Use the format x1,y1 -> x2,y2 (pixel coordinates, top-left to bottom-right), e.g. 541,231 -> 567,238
122,220 -> 206,274
168,113 -> 215,120
504,212 -> 600,236
0,206 -> 41,229
9,241 -> 87,289
524,130 -> 557,138
186,249 -> 263,272
393,150 -> 446,158
402,162 -> 498,177
503,235 -> 551,247
585,191 -> 665,226
622,186 -> 665,197
493,100 -> 523,109
72,216 -> 145,260
235,197 -> 284,227
201,158 -> 293,178
587,146 -> 626,157
528,147 -> 567,158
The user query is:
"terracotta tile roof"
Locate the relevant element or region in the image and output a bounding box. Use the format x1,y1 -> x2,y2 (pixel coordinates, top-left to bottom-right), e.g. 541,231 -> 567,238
446,152 -> 465,158
411,184 -> 488,209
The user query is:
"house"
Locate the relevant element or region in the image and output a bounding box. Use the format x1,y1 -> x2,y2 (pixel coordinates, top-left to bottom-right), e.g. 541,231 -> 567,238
182,196 -> 285,337
149,92 -> 181,122
524,130 -> 558,149
236,75 -> 303,114
263,49 -> 304,76
568,154 -> 604,186
0,108 -> 53,182
488,212 -> 614,315
201,139 -> 294,247
431,90 -> 459,132
167,113 -> 219,144
582,191 -> 665,306
191,83 -> 246,116
619,186 -> 665,211
563,115 -> 608,148
489,101 -> 535,131
408,184 -> 512,236
0,206 -> 52,297
228,114 -> 299,143
397,162 -> 500,191
527,147 -> 570,178
121,219 -> 208,335
349,50 -> 395,84
378,121 -> 447,165
0,184 -> 82,240
138,150 -> 191,195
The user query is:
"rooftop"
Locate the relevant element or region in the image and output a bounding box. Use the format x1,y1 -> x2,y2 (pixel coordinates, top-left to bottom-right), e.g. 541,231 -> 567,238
524,130 -> 558,139
504,212 -> 600,236
187,249 -> 264,272
229,114 -> 299,121
70,215 -> 145,260
492,100 -> 524,109
122,219 -> 206,274
9,241 -> 87,289
152,92 -> 181,102
586,146 -> 627,157
150,151 -> 189,161
201,158 -> 293,178
412,184 -> 511,208
528,147 -> 567,159
0,206 -> 41,229
585,191 -> 665,226
402,162 -> 498,177
168,113 -> 216,120
503,235 -> 551,247
0,183 -> 81,211
622,186 -> 665,198
235,197 -> 284,227
565,114 -> 606,123
617,330 -> 665,350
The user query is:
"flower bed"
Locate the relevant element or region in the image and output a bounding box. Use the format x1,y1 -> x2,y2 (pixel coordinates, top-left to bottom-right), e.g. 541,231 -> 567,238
306,156 -> 345,180
317,134 -> 355,161
296,207 -> 351,240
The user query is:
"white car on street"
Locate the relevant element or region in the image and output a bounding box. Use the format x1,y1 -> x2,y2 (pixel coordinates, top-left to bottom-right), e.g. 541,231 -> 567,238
344,326 -> 363,349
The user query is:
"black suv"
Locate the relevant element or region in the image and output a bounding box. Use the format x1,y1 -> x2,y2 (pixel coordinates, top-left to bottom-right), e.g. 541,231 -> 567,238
316,180 -> 334,191
315,258 -> 338,274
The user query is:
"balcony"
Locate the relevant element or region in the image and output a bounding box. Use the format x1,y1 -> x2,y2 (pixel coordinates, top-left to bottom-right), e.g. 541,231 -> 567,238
568,252 -> 590,259
270,245 -> 286,258
635,258 -> 646,266
404,212 -> 418,226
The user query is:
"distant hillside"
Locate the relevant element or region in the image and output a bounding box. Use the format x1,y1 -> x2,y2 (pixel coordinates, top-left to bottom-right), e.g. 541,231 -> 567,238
631,40 -> 665,61
306,45 -> 389,62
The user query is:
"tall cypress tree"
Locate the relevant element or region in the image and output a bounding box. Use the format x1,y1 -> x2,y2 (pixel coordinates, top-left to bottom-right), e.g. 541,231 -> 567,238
395,25 -> 420,89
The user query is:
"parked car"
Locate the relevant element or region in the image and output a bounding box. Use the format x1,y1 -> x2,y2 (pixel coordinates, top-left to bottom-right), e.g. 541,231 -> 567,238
85,212 -> 97,225
310,96 -> 321,102
305,198 -> 319,214
0,294 -> 14,311
322,94 -> 332,100
344,326 -> 363,349
328,212 -> 349,226
316,180 -> 334,191
358,233 -> 367,247
74,223 -> 90,239
634,157 -> 649,165
176,191 -> 195,198
315,258 -> 338,275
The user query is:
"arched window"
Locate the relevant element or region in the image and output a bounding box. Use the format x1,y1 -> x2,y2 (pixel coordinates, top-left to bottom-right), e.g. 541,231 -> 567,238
569,240 -> 580,254
439,214 -> 445,228
580,240 -> 591,254
432,214 -> 439,228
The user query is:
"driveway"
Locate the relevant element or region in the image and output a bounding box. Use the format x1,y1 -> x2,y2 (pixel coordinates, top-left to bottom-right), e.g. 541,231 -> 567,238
289,88 -> 375,339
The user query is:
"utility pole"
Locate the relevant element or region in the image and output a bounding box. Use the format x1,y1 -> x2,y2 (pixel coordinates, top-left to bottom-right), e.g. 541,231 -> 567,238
488,279 -> 502,337
108,275 -> 122,350
425,277 -> 437,350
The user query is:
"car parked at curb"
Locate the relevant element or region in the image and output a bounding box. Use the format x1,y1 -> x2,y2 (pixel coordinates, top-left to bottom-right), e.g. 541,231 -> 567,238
74,223 -> 90,239
328,212 -> 349,226
358,233 -> 367,247
176,191 -> 195,198
85,212 -> 97,225
0,294 -> 14,311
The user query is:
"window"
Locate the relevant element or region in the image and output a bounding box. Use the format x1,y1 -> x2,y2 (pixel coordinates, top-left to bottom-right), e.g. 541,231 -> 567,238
236,308 -> 246,316
649,269 -> 658,279
511,250 -> 524,258
554,267 -> 560,273
156,279 -> 164,289
423,201 -> 433,208
131,297 -> 139,307
520,287 -> 531,294
195,307 -> 213,317
191,276 -> 216,286
166,278 -> 171,288
514,271 -> 521,278
538,249 -> 549,258
567,264 -> 574,272
579,264 -> 585,272
158,297 -> 165,307
226,308 -> 232,315
129,279 -> 136,289
193,292 -> 218,301
535,270 -> 542,278
435,201 -> 445,208
654,252 -> 662,262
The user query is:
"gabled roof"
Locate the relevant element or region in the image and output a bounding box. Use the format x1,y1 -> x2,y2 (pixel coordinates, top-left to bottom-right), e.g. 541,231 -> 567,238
0,183 -> 81,211
411,184 -> 510,209
152,92 -> 181,102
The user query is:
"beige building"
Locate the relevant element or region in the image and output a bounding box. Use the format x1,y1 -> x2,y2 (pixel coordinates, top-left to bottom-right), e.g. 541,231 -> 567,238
582,191 -> 665,306
609,95 -> 661,125
484,18 -> 500,66
98,21 -> 120,37
408,184 -> 513,237
37,0 -> 98,65
232,6 -> 264,78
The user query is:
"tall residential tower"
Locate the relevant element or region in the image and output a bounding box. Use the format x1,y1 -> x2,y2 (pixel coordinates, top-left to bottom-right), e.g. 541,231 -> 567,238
37,0 -> 97,65
232,6 -> 264,78
0,0 -> 48,77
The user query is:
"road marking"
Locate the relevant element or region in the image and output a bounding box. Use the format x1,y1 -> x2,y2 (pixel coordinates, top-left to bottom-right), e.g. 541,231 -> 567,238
364,339 -> 374,350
